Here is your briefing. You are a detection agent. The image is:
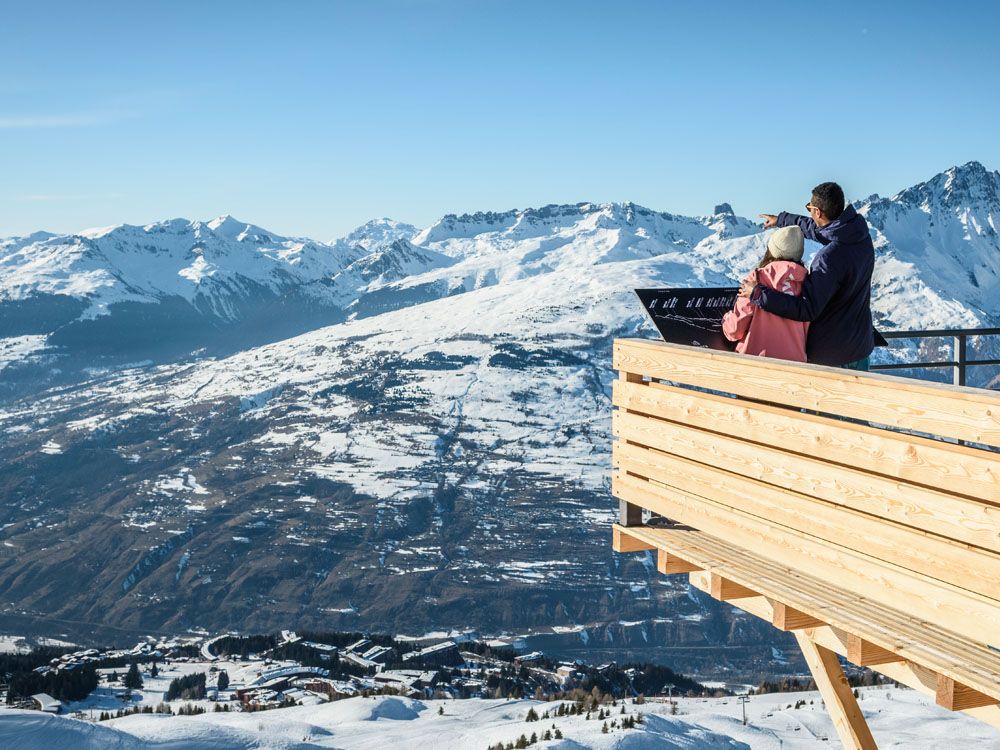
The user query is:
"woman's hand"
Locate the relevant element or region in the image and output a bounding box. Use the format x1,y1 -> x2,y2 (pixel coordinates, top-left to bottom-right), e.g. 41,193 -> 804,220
738,276 -> 757,298
759,213 -> 778,229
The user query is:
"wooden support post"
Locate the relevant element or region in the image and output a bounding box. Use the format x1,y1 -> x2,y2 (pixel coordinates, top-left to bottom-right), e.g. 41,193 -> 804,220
794,632 -> 878,750
612,527 -> 655,553
708,573 -> 757,601
846,635 -> 902,667
771,601 -> 825,631
618,498 -> 643,527
656,548 -> 702,575
936,675 -> 1000,711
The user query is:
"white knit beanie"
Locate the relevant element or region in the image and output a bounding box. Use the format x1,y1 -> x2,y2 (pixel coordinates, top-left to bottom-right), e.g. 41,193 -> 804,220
767,225 -> 805,262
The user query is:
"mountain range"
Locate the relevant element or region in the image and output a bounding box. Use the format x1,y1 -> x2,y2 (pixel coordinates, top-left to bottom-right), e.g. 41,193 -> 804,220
0,162 -> 997,674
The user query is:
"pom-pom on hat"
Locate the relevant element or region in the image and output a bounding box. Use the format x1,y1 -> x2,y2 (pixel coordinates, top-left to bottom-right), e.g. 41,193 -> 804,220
767,225 -> 805,262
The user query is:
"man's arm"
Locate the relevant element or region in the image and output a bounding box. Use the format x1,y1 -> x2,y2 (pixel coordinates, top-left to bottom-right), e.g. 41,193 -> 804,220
776,211 -> 827,243
751,248 -> 840,322
759,212 -> 827,244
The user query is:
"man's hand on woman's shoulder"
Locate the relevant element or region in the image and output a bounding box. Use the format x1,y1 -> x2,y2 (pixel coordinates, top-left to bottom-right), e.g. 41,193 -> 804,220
759,213 -> 779,229
738,277 -> 757,299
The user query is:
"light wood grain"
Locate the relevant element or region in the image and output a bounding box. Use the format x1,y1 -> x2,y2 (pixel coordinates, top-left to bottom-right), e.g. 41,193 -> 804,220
613,440 -> 1000,599
846,635 -> 902,666
615,523 -> 1000,701
937,676 -> 1000,711
656,549 -> 701,574
613,410 -> 1000,554
613,338 -> 1000,445
772,602 -> 825,631
612,526 -> 655,553
613,378 -> 1000,505
796,632 -> 879,749
611,474 -> 1000,647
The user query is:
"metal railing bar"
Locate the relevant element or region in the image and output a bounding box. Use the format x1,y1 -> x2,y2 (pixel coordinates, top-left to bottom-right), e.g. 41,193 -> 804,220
879,327 -> 1000,339
871,359 -> 1000,370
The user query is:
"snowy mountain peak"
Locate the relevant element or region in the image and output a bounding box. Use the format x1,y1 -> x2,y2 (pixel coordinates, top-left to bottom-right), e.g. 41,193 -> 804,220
890,160 -> 1000,210
341,218 -> 418,250
205,214 -> 277,243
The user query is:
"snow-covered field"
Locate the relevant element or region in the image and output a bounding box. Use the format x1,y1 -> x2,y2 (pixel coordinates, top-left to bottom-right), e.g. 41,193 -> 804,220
2,687 -> 998,749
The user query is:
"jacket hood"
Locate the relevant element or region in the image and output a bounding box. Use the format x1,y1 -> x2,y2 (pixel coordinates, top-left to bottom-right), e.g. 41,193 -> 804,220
818,204 -> 870,244
757,260 -> 807,290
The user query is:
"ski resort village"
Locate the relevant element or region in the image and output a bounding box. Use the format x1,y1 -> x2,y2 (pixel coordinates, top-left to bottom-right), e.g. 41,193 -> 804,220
2,629 -> 999,749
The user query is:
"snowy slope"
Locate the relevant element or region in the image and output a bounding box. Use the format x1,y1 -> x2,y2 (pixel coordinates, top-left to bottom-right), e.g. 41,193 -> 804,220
2,688 -> 998,749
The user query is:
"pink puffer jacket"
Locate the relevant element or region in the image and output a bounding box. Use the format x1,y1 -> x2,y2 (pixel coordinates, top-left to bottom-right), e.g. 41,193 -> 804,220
723,261 -> 809,362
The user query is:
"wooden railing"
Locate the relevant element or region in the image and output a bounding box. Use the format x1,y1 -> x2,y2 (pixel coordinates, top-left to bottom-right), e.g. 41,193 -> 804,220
610,338 -> 1000,749
872,327 -> 1000,386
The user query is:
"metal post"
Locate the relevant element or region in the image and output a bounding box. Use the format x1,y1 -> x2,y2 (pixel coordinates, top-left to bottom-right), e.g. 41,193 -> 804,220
619,499 -> 642,527
738,694 -> 750,725
954,334 -> 967,387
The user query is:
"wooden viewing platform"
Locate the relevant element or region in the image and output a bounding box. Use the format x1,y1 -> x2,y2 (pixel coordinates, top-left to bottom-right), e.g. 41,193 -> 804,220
610,338 -> 1000,749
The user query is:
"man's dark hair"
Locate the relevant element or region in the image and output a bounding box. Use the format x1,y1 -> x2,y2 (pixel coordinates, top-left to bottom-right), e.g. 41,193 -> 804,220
811,182 -> 845,220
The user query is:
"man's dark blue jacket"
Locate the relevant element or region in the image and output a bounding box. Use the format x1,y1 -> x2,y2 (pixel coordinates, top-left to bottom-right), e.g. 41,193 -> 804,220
752,204 -> 875,366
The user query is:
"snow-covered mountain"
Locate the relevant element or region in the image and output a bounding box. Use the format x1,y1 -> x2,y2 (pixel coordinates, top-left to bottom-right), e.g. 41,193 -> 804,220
0,163 -> 997,661
859,161 -> 1000,330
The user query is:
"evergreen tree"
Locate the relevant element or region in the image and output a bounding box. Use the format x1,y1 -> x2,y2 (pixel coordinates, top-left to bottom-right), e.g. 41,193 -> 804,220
150,662 -> 159,678
553,729 -> 563,739
217,671 -> 229,691
601,721 -> 609,733
123,663 -> 143,690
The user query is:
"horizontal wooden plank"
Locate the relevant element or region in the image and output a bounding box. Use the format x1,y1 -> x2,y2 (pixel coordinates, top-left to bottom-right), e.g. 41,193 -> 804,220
614,409 -> 1000,555
612,473 -> 1000,647
613,378 -> 999,505
618,524 -> 1000,701
613,338 -> 1000,446
613,440 -> 1000,599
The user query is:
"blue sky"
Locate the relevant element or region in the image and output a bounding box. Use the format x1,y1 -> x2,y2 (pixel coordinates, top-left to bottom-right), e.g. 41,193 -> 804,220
2,0 -> 998,240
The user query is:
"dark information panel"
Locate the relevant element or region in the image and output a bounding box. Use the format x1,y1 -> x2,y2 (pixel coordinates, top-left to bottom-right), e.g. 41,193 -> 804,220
635,287 -> 739,351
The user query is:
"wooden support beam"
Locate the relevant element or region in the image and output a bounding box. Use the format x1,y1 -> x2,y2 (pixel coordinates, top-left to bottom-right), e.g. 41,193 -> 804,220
936,675 -> 1000,711
656,548 -> 702,575
709,573 -> 757,601
847,635 -> 903,666
618,498 -> 643,527
794,632 -> 878,750
771,601 -> 825,631
612,526 -> 655,553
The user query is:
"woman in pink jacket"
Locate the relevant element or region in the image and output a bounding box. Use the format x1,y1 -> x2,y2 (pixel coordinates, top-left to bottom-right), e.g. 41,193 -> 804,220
723,226 -> 809,362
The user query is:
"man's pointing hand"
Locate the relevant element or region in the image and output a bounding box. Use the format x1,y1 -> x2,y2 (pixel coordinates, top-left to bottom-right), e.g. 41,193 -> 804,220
759,213 -> 779,229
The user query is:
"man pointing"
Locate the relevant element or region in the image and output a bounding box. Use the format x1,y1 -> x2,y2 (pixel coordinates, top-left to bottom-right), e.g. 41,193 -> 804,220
739,181 -> 875,369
